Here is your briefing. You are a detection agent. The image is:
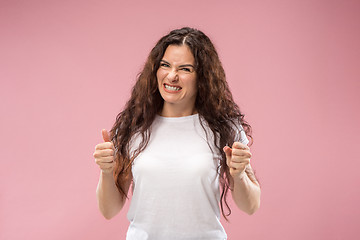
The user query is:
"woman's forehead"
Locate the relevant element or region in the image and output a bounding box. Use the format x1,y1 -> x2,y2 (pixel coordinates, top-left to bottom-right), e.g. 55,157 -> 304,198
162,45 -> 195,65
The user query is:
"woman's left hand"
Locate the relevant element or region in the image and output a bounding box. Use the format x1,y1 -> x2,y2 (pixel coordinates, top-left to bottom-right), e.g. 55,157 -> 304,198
223,142 -> 252,180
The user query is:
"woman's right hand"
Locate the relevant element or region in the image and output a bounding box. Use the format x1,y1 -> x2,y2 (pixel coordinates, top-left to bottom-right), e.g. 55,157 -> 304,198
93,129 -> 116,174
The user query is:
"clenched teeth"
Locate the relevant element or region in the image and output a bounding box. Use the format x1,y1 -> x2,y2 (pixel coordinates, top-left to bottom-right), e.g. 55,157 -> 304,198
164,84 -> 181,91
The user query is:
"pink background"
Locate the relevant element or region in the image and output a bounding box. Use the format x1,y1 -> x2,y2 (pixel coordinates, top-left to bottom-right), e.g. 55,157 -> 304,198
1,0 -> 359,239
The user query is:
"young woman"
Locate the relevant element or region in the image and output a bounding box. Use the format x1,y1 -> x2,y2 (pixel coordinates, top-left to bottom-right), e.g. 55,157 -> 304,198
93,27 -> 261,239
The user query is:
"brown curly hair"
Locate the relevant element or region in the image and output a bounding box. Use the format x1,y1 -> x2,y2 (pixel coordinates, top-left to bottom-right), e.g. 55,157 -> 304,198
109,27 -> 253,221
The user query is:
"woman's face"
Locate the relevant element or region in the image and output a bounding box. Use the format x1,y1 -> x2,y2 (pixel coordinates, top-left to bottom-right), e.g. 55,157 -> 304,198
157,44 -> 197,114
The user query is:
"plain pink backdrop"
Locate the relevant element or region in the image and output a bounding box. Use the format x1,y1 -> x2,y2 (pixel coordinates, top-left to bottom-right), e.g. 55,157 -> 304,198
1,0 -> 359,239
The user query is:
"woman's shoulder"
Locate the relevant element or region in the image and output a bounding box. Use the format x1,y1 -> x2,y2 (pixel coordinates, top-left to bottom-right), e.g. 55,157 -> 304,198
231,119 -> 249,145
199,115 -> 249,145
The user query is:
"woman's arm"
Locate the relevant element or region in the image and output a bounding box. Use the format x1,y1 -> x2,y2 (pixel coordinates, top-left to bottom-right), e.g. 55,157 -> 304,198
229,165 -> 261,215
224,142 -> 261,215
94,129 -> 132,220
96,171 -> 132,220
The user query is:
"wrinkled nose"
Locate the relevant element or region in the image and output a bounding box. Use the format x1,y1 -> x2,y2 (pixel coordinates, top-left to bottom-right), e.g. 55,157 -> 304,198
167,69 -> 179,82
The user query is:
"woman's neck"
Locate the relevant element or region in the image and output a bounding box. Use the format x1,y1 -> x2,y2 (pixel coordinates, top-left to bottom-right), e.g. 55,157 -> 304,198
159,104 -> 197,118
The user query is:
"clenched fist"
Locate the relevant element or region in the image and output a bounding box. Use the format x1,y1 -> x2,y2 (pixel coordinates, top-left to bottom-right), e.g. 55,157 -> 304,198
93,129 -> 116,174
223,142 -> 252,180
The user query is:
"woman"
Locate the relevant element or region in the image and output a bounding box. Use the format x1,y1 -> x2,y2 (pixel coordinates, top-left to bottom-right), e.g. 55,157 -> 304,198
93,27 -> 261,239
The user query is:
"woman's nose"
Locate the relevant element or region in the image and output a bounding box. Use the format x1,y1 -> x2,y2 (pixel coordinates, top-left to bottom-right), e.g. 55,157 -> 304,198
167,69 -> 179,82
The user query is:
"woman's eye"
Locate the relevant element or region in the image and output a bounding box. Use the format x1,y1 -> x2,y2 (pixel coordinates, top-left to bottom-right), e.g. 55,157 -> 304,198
160,63 -> 170,68
181,68 -> 191,72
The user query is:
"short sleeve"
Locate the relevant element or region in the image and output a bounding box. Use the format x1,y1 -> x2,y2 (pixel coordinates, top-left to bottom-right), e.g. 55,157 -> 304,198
235,124 -> 249,145
128,132 -> 143,159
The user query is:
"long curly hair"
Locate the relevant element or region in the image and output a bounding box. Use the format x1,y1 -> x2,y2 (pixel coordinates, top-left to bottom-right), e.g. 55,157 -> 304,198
109,27 -> 253,221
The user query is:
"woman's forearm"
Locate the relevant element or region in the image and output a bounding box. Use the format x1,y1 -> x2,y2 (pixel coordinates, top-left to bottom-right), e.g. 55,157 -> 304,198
96,171 -> 124,219
230,168 -> 261,215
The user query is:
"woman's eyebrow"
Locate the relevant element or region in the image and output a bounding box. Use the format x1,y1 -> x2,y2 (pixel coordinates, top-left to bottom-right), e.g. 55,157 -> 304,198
160,60 -> 194,68
160,59 -> 170,64
178,64 -> 194,68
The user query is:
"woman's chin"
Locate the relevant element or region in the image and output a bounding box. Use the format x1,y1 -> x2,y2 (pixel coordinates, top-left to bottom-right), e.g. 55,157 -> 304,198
160,94 -> 180,104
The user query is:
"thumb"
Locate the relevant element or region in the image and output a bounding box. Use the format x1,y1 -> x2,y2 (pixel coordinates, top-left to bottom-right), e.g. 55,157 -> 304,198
223,146 -> 234,171
102,129 -> 111,142
223,146 -> 232,159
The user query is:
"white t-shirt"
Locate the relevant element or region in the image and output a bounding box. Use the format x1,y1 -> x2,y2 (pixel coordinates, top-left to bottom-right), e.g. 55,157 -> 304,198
126,114 -> 249,240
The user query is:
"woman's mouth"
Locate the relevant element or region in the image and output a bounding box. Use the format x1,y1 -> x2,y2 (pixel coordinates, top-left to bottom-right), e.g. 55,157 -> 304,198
164,83 -> 182,92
